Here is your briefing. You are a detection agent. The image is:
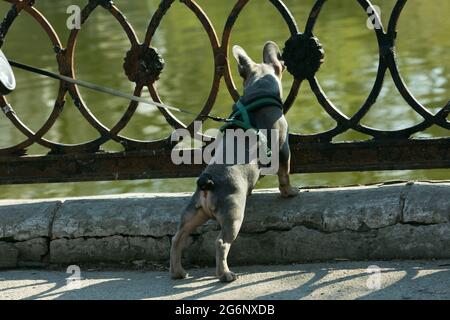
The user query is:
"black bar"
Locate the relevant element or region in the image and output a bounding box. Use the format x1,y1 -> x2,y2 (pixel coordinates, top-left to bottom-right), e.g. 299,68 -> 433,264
0,138 -> 449,185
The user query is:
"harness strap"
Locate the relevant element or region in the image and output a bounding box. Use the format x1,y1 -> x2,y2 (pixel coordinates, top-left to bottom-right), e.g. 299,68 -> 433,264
219,96 -> 283,159
236,101 -> 251,129
220,97 -> 283,132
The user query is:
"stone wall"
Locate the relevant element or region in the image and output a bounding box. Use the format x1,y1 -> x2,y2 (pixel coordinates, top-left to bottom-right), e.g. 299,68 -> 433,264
1,182 -> 449,269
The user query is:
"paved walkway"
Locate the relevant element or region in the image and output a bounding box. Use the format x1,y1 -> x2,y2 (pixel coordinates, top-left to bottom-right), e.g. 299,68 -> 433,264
0,260 -> 449,300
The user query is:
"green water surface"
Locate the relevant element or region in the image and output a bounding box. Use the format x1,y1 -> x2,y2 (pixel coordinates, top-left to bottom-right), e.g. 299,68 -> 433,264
0,0 -> 449,199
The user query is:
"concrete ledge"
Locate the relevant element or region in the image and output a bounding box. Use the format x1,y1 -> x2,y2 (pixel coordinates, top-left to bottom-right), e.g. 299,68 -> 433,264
0,182 -> 449,268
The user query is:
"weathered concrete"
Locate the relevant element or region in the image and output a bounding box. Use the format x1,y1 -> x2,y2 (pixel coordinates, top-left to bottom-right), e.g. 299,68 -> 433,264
0,182 -> 450,268
403,183 -> 450,224
0,243 -> 18,268
50,236 -> 171,264
0,200 -> 60,241
15,238 -> 49,267
51,195 -> 182,239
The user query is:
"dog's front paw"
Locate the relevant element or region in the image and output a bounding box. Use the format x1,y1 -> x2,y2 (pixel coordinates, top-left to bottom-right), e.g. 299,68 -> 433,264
171,269 -> 189,280
219,271 -> 238,283
280,186 -> 300,198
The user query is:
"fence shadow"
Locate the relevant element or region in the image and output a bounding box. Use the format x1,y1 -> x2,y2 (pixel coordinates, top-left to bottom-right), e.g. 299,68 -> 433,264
0,261 -> 448,300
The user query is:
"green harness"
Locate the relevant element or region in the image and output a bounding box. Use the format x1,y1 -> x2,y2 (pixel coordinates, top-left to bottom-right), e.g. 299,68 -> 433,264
220,96 -> 284,158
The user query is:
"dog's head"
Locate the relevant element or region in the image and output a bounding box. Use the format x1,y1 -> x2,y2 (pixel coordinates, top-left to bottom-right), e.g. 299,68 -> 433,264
232,41 -> 285,98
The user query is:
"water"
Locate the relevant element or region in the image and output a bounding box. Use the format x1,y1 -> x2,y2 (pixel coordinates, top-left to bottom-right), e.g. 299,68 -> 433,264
0,0 -> 449,199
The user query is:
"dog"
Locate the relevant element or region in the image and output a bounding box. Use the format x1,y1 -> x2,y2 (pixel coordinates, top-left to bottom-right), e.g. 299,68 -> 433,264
170,41 -> 299,283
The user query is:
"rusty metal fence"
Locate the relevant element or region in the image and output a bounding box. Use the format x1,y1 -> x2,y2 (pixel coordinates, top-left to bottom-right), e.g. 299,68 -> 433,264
0,0 -> 449,185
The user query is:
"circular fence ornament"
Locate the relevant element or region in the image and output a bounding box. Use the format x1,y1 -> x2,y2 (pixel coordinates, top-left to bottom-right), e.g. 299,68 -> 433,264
0,0 -> 448,156
282,33 -> 325,81
123,44 -> 165,84
0,49 -> 16,95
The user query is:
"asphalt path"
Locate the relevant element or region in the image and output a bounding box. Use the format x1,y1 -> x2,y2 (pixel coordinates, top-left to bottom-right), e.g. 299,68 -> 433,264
0,260 -> 449,300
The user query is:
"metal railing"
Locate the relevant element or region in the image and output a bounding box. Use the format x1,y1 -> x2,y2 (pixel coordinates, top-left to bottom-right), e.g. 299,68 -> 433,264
0,0 -> 449,185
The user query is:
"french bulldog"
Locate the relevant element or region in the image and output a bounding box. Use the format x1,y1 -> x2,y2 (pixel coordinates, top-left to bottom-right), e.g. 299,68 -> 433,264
170,41 -> 299,282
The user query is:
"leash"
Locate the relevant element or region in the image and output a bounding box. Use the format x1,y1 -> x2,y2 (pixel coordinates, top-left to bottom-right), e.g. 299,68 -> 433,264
1,51 -> 285,150
5,58 -> 229,123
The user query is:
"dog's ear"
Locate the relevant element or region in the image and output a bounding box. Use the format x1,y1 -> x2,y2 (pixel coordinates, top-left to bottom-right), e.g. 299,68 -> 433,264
263,41 -> 285,77
233,45 -> 255,79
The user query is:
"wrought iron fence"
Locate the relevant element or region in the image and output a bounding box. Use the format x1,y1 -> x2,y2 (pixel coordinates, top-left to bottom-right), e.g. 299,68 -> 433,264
0,0 -> 449,185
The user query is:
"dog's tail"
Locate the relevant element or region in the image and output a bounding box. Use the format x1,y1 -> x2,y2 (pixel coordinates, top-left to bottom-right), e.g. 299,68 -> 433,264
197,173 -> 215,191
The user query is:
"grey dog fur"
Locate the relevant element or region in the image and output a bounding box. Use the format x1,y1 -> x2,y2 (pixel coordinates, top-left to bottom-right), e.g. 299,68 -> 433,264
170,41 -> 299,282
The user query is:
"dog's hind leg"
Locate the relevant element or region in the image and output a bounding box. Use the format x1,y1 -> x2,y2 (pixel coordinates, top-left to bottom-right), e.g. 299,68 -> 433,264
278,141 -> 299,198
170,195 -> 210,280
215,198 -> 245,283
